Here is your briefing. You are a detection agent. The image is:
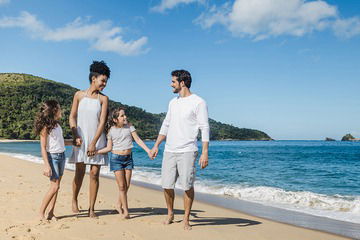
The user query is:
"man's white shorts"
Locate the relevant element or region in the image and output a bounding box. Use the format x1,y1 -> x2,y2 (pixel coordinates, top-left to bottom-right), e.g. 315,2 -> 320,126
161,151 -> 198,191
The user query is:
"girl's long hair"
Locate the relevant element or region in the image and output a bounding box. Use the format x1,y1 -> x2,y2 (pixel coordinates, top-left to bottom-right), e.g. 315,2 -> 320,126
105,107 -> 125,133
34,100 -> 60,135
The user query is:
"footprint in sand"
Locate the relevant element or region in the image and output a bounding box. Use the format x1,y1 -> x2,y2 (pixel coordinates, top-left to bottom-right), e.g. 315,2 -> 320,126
4,224 -> 18,233
5,223 -> 42,239
121,231 -> 140,240
65,217 -> 77,222
96,220 -> 107,225
57,224 -> 70,230
10,235 -> 37,240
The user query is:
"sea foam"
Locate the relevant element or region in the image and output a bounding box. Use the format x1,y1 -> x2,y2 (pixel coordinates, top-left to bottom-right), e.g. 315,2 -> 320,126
2,151 -> 359,224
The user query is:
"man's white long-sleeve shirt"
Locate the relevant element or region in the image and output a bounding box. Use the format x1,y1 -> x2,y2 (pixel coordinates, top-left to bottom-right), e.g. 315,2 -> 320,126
159,94 -> 209,153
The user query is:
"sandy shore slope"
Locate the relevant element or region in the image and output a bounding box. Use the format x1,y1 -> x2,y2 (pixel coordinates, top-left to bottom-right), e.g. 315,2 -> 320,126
0,155 -> 350,240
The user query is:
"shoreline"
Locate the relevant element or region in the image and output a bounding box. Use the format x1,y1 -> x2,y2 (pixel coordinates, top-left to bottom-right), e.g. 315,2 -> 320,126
0,144 -> 359,237
0,154 -> 356,240
0,139 -> 40,143
129,180 -> 360,239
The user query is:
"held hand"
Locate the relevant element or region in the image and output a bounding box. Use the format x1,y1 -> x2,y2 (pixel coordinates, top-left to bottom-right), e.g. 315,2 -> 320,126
87,143 -> 96,157
150,146 -> 159,159
199,153 -> 208,169
147,150 -> 154,160
43,165 -> 52,177
73,136 -> 82,146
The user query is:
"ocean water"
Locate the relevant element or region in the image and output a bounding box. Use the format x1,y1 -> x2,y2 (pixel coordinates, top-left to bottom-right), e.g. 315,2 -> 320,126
0,140 -> 359,224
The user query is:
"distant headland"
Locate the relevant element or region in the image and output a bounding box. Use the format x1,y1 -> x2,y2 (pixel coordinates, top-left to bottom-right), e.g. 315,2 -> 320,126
325,134 -> 360,142
0,73 -> 272,141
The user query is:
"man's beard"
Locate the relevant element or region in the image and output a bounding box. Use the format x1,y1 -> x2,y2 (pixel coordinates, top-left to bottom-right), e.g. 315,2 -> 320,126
173,87 -> 180,93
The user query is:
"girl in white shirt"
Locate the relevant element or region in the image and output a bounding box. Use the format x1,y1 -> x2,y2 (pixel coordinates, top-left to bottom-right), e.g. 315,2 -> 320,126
97,107 -> 153,219
34,100 -> 71,221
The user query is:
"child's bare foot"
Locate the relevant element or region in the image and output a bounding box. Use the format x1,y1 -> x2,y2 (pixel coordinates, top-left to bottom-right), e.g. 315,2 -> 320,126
38,213 -> 46,222
46,212 -> 58,221
115,204 -> 124,214
72,200 -> 80,213
163,213 -> 174,225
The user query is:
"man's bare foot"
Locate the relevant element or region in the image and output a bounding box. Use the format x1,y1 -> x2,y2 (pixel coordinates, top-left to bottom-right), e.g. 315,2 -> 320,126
123,214 -> 130,219
46,212 -> 58,221
163,213 -> 174,225
183,220 -> 192,230
72,200 -> 80,213
88,209 -> 98,219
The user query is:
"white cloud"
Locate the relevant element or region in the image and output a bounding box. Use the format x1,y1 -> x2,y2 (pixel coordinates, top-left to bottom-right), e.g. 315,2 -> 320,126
0,11 -> 47,36
195,0 -> 360,40
0,0 -> 10,5
333,17 -> 360,39
0,11 -> 149,56
151,0 -> 203,13
195,3 -> 231,29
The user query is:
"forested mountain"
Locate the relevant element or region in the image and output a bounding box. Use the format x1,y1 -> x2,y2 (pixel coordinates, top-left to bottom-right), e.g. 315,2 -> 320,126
0,73 -> 272,140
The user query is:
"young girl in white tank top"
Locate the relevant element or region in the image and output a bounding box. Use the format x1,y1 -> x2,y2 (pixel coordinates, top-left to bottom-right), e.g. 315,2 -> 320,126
97,107 -> 153,219
34,100 -> 72,220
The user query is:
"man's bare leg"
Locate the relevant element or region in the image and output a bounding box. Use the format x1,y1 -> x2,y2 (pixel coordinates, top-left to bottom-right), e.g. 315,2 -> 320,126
89,164 -> 100,218
72,163 -> 85,213
163,188 -> 175,224
183,187 -> 194,230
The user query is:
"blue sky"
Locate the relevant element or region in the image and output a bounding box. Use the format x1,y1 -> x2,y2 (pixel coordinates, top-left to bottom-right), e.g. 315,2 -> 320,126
0,0 -> 359,140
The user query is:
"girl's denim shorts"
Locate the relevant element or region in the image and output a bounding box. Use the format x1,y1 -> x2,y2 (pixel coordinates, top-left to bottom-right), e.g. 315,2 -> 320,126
47,152 -> 66,180
110,153 -> 134,172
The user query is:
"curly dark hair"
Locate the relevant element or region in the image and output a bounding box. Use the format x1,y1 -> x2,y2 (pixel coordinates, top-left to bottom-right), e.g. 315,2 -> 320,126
171,69 -> 192,88
105,107 -> 126,133
34,100 -> 60,136
89,60 -> 111,83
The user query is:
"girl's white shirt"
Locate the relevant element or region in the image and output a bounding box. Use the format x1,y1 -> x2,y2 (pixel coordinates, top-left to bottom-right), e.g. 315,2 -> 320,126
46,124 -> 66,153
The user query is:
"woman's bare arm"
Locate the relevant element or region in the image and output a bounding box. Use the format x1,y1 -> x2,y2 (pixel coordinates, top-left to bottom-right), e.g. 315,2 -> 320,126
69,91 -> 83,146
87,95 -> 108,155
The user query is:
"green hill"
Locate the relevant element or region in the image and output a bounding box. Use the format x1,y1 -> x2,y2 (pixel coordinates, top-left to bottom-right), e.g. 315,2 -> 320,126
0,73 -> 272,141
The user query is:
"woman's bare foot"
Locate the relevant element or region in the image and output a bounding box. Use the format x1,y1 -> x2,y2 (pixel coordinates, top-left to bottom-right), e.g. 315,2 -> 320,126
123,214 -> 130,220
163,213 -> 174,225
72,200 -> 80,213
88,209 -> 98,219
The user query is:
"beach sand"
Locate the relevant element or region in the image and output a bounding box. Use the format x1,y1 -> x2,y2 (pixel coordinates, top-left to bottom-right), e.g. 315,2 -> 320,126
0,154 -> 350,240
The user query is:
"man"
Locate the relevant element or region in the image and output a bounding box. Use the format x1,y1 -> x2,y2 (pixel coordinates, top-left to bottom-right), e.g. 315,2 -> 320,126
151,70 -> 209,230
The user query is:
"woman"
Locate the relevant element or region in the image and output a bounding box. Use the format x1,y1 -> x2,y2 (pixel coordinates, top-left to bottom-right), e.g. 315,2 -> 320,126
68,60 -> 110,218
